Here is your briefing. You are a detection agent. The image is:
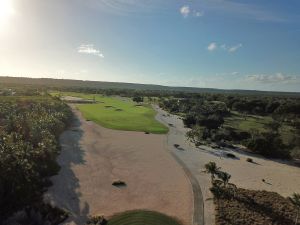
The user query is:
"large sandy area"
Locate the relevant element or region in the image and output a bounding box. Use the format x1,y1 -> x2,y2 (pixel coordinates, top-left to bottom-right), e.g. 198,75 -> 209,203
45,105 -> 193,225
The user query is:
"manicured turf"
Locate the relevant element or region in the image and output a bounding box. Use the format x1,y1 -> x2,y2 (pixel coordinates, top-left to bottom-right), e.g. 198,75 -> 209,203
107,210 -> 182,225
53,92 -> 168,134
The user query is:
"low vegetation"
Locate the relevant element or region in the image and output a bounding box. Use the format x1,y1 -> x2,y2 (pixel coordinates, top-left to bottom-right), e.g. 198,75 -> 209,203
214,188 -> 299,225
0,95 -> 72,223
205,162 -> 300,225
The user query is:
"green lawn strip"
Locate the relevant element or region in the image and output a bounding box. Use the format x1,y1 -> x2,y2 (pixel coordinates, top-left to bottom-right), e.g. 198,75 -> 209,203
107,210 -> 182,225
55,92 -> 168,134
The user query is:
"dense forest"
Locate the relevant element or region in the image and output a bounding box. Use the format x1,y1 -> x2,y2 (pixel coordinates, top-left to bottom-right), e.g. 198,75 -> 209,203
0,95 -> 72,224
159,94 -> 300,159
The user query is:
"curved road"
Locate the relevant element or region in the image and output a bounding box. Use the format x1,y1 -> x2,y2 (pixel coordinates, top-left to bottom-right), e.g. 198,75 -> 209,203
169,150 -> 205,225
155,106 -> 205,225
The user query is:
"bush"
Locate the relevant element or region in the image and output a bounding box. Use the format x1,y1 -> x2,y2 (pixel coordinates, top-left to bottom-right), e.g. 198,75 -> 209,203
246,158 -> 254,163
247,132 -> 291,159
226,153 -> 236,158
132,96 -> 143,103
86,215 -> 107,225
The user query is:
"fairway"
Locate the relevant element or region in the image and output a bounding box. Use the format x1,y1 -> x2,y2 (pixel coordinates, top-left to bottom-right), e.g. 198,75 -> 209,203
55,92 -> 168,134
107,210 -> 182,225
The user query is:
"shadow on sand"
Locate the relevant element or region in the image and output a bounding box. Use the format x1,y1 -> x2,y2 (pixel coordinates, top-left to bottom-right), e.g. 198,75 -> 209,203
46,111 -> 90,224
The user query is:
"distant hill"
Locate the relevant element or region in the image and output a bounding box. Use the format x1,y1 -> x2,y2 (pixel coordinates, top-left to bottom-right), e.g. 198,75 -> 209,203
0,76 -> 299,96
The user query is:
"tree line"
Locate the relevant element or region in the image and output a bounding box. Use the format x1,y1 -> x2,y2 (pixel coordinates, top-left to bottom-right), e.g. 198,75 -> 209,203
0,96 -> 72,223
159,95 -> 300,159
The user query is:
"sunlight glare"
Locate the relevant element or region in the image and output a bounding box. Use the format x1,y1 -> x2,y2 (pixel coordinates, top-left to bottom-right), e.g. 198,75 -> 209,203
0,0 -> 14,26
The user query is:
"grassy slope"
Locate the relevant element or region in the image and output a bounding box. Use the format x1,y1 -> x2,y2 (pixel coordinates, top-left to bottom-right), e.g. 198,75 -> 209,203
52,92 -> 168,134
107,210 -> 182,225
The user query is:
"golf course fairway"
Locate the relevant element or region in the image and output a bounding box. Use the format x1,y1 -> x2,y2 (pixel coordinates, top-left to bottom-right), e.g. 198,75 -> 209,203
57,92 -> 168,134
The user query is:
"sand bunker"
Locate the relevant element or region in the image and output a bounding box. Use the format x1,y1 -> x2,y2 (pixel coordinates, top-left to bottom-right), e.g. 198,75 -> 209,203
45,106 -> 192,225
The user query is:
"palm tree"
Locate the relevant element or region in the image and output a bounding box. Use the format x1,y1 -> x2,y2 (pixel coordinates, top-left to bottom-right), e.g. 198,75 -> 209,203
217,171 -> 231,187
205,162 -> 220,183
290,193 -> 300,225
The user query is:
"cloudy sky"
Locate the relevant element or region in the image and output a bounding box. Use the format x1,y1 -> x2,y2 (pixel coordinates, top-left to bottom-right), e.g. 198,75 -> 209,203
0,0 -> 299,92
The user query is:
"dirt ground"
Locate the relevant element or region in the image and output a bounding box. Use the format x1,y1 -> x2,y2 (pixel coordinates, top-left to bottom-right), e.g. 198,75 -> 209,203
45,106 -> 192,225
155,105 -> 300,225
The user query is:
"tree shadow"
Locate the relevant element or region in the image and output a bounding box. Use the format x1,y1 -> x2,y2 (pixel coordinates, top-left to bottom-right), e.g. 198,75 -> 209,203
224,146 -> 300,168
45,109 -> 90,224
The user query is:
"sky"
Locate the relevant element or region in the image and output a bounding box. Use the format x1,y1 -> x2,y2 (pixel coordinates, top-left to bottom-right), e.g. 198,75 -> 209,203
0,0 -> 299,92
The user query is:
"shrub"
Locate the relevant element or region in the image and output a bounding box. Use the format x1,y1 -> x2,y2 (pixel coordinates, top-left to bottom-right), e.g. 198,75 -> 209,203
246,158 -> 254,163
247,132 -> 291,159
226,153 -> 236,158
112,180 -> 126,187
86,215 -> 107,225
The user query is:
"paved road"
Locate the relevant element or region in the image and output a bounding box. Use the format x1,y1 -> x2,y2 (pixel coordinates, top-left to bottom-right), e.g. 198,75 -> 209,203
155,107 -> 205,225
169,150 -> 205,225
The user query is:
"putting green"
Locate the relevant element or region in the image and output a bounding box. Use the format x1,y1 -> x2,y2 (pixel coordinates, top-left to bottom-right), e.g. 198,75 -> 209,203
53,92 -> 168,134
107,210 -> 182,225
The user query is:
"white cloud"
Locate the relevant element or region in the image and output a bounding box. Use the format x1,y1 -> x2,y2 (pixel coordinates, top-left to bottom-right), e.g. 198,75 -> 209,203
180,5 -> 190,17
194,11 -> 204,17
208,42 -> 242,53
78,44 -> 104,58
228,43 -> 242,53
246,73 -> 297,83
180,5 -> 204,18
207,42 -> 217,51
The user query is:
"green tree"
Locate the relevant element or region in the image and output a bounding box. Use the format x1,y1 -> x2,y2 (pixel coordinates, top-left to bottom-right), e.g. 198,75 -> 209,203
217,171 -> 231,187
132,96 -> 143,103
205,162 -> 221,183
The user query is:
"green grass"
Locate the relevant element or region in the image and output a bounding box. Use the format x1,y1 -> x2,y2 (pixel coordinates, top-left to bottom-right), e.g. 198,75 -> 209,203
53,92 -> 168,134
224,111 -> 273,132
224,111 -> 297,145
107,210 -> 182,225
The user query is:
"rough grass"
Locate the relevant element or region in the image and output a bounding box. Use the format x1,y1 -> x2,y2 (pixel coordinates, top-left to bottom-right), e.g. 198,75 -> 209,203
52,92 -> 168,134
224,111 -> 272,132
106,210 -> 182,225
215,187 -> 299,225
224,111 -> 296,145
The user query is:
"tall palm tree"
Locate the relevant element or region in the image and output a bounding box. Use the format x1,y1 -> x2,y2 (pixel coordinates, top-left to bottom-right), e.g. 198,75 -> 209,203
204,162 -> 220,183
217,171 -> 231,187
290,193 -> 300,225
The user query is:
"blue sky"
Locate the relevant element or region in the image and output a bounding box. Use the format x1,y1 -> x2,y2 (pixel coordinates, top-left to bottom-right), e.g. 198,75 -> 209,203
0,0 -> 299,91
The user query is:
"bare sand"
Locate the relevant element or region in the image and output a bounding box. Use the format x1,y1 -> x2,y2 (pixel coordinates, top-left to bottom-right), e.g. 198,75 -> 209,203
45,106 -> 193,225
155,106 -> 300,225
